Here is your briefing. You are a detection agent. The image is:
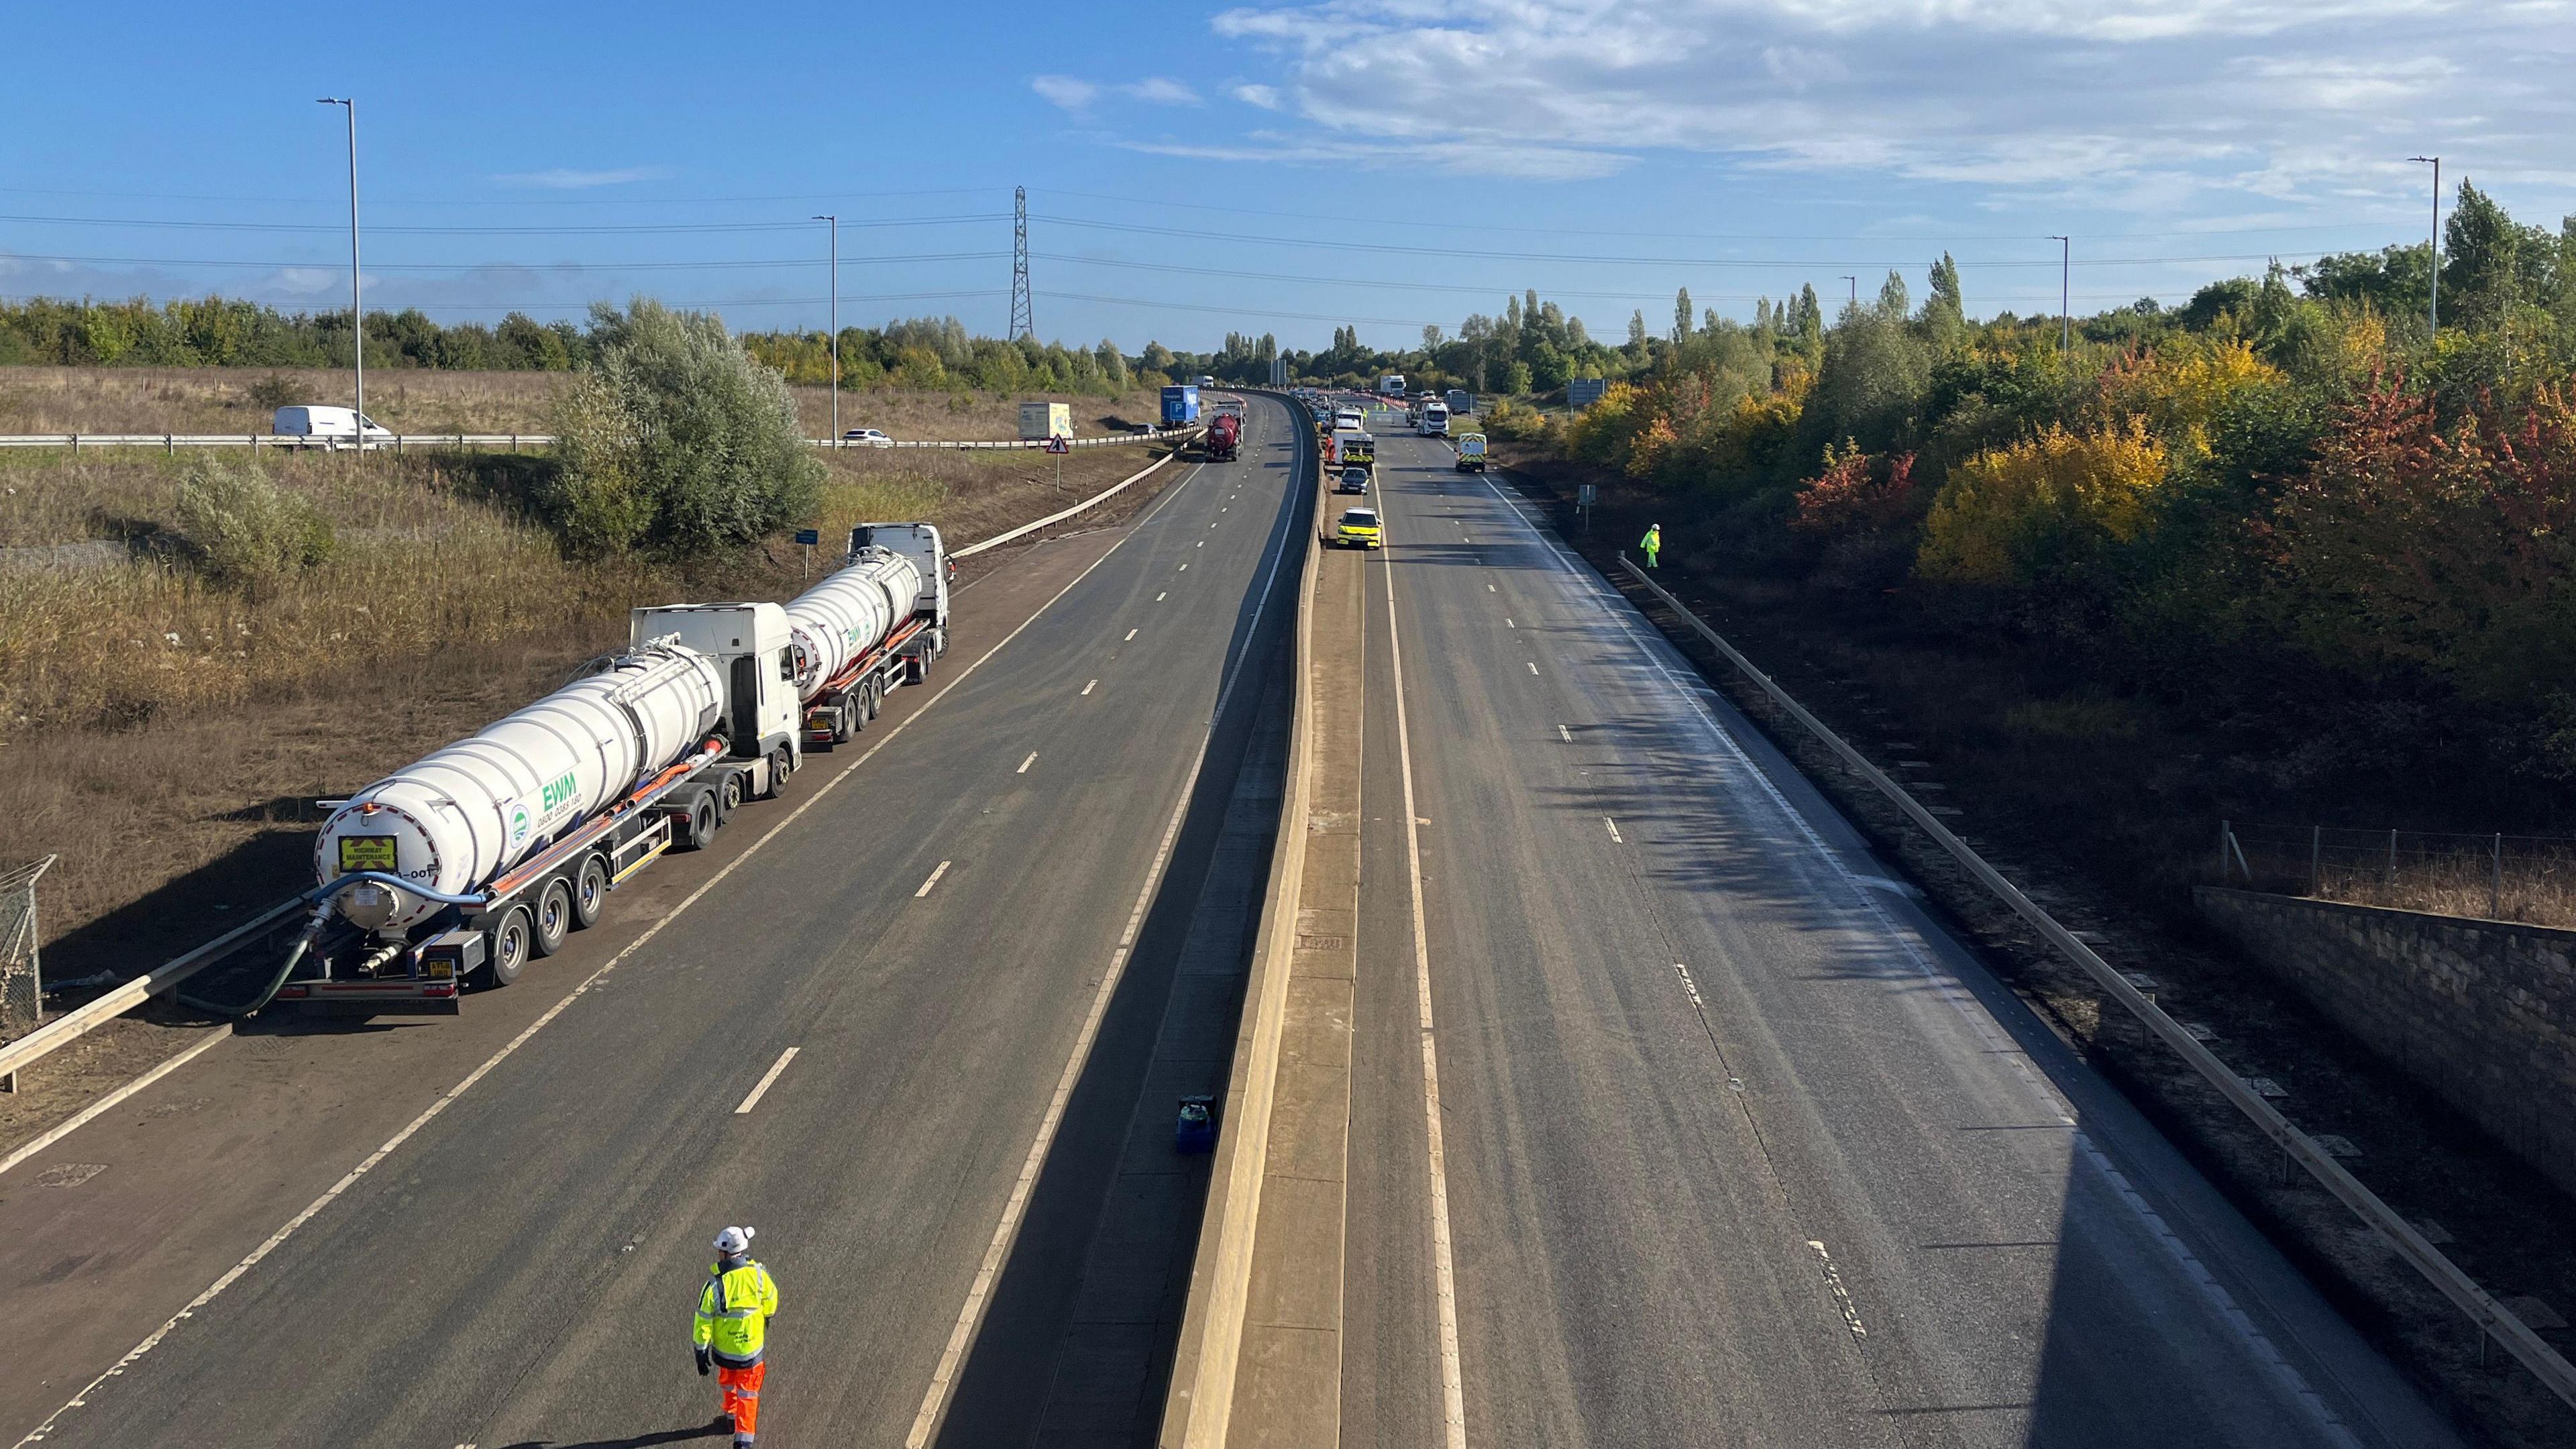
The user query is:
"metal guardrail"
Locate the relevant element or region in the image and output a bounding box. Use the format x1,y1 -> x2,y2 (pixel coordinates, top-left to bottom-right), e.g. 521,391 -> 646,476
1613,551 -> 2576,1409
0,429 -> 1191,454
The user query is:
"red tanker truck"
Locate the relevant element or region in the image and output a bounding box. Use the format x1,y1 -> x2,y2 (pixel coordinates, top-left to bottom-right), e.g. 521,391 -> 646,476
1207,411 -> 1241,462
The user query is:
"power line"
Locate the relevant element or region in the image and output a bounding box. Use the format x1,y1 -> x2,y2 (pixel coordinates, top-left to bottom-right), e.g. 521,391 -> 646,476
0,288 -> 1013,315
0,184 -> 1004,209
0,250 -> 1006,273
1031,215 -> 2332,270
0,212 -> 1006,236
1036,188 -> 2420,246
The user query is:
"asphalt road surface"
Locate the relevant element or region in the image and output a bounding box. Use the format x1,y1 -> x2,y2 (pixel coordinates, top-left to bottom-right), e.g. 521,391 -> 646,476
1336,423 -> 2465,1449
0,398 -> 1303,1448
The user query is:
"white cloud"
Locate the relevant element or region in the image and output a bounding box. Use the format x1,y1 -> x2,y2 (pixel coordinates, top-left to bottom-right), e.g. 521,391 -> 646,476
1126,76 -> 1203,105
490,166 -> 671,189
1198,0 -> 2576,203
1032,74 -> 1100,111
1233,83 -> 1285,109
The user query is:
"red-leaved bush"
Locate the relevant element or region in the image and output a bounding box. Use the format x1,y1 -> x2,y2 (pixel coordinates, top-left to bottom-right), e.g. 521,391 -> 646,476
1791,445 -> 1917,536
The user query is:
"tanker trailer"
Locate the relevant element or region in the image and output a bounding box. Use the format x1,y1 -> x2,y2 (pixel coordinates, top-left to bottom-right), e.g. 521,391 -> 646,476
796,523 -> 951,749
276,606 -> 802,1014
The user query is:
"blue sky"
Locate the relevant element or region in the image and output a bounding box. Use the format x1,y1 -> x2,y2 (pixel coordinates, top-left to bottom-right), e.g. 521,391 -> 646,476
5,0 -> 2572,353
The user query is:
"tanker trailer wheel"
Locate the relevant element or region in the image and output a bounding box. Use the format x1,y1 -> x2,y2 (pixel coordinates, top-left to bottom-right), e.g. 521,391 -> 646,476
531,879 -> 573,958
571,856 -> 608,930
677,796 -> 718,851
484,908 -> 533,987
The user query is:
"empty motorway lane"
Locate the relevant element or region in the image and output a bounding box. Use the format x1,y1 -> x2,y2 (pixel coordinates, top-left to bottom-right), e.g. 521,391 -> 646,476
0,398 -> 1306,1448
1334,425 -> 2463,1448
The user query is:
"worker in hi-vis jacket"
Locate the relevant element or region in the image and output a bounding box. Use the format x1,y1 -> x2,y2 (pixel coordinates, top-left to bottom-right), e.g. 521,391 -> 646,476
693,1226 -> 780,1447
1641,523 -> 1662,568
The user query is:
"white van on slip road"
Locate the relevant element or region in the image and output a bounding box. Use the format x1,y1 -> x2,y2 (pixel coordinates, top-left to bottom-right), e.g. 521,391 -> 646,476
273,405 -> 392,446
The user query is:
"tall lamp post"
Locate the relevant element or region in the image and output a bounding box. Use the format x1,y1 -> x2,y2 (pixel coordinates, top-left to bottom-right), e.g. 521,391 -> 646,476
814,214 -> 839,445
2049,235 -> 2071,351
1839,274 -> 1858,309
317,98 -> 362,442
2409,156 -> 2440,336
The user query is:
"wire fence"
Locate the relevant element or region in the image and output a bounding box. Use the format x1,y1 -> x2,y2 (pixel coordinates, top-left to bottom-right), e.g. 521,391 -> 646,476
0,856 -> 55,1040
2216,822 -> 2576,928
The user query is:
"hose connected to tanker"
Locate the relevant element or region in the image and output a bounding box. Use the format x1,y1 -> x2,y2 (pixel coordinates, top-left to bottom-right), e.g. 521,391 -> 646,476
198,523 -> 948,1018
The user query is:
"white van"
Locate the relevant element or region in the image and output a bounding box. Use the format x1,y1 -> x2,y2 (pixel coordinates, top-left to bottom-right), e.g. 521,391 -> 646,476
274,405 -> 392,446
1417,402 -> 1450,437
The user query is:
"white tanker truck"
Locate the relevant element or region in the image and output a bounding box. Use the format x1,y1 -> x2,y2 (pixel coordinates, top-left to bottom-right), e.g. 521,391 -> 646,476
272,523 -> 949,1014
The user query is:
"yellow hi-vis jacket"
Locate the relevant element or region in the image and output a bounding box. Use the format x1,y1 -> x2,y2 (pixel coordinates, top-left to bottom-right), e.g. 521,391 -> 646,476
693,1258 -> 780,1368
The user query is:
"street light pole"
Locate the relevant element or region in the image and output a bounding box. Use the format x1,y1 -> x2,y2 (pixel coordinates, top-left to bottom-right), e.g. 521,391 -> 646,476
813,214 -> 839,445
317,97 -> 361,441
1839,274 -> 1858,309
2409,156 -> 2440,336
2049,235 -> 2071,351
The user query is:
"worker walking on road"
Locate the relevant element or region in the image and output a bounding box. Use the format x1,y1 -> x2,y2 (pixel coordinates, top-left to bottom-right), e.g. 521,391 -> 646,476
693,1226 -> 780,1447
1641,523 -> 1662,569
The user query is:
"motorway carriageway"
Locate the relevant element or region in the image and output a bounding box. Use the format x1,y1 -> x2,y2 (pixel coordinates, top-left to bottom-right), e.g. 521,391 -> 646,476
1332,426 -> 2465,1448
0,397 -> 1308,1447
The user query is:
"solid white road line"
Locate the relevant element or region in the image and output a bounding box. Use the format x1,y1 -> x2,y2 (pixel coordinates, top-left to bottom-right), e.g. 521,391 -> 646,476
1383,512 -> 1472,1449
733,1048 -> 799,1115
915,861 -> 953,897
1468,471 -> 2363,1446
1017,752 -> 1038,775
0,1024 -> 232,1179
2,466 -> 1219,1449
907,400 -> 1303,1448
1082,680 -> 1098,696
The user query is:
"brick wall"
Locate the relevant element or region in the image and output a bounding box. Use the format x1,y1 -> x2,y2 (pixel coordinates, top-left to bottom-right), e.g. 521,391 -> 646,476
2196,886 -> 2576,1197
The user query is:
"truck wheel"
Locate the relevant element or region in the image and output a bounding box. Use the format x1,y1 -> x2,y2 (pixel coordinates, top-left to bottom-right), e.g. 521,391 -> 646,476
678,796 -> 716,851
486,908 -> 532,987
719,771 -> 745,817
835,704 -> 856,743
572,856 -> 608,930
760,747 -> 792,800
531,879 -> 573,957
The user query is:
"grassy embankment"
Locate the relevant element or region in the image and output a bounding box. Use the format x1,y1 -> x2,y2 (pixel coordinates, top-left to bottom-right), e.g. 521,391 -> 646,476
0,376 -> 1179,979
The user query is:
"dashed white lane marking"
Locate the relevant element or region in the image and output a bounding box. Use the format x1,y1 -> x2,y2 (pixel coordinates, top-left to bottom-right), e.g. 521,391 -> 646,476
1605,817 -> 1624,844
1197,541 -> 1204,547
914,860 -> 952,898
1,460 -> 1214,1449
1472,471 -> 2363,1448
733,1047 -> 800,1115
1155,592 -> 1167,602
1210,521 -> 1218,527
1505,617 -> 1515,629
1017,752 -> 1038,775
1126,629 -> 1139,641
1558,724 -> 1573,743
1487,583 -> 1495,592
1081,680 -> 1097,696
1526,661 -> 1538,676
1809,1241 -> 1868,1340
1674,963 -> 1705,1009
1179,563 -> 1189,572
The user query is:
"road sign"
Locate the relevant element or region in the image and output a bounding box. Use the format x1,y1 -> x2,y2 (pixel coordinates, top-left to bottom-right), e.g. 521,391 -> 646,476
1576,484 -> 1597,505
1043,436 -> 1070,454
1568,378 -> 1608,409
793,529 -> 821,545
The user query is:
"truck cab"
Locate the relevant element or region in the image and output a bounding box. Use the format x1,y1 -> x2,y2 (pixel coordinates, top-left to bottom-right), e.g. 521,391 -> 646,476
628,602 -> 802,793
851,522 -> 950,633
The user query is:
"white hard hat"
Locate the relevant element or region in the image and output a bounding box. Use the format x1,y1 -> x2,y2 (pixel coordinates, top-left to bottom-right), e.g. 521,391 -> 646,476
714,1226 -> 755,1255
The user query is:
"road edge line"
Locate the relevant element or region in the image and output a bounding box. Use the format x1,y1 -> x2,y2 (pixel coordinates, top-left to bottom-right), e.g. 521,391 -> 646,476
0,1025 -> 233,1180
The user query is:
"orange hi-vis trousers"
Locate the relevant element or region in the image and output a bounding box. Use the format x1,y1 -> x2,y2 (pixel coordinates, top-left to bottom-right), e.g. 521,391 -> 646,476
718,1362 -> 765,1440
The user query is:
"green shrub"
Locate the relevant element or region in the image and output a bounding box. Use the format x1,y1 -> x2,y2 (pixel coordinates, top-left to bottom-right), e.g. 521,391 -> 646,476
244,374 -> 300,411
172,456 -> 335,595
542,299 -> 822,559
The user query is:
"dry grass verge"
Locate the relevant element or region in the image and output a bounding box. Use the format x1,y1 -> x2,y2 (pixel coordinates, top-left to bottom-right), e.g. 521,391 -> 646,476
1,438 -> 1185,974
0,367 -> 1171,445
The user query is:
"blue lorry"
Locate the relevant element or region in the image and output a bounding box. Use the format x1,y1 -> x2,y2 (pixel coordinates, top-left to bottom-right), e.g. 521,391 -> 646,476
1161,384 -> 1201,427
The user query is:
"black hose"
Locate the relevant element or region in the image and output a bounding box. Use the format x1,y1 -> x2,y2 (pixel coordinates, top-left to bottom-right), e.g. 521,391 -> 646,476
176,920 -> 320,1019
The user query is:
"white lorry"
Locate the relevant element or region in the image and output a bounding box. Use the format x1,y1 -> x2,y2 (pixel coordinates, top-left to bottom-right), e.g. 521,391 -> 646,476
1379,373 -> 1406,398
1417,401 -> 1450,437
272,524 -> 949,1014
